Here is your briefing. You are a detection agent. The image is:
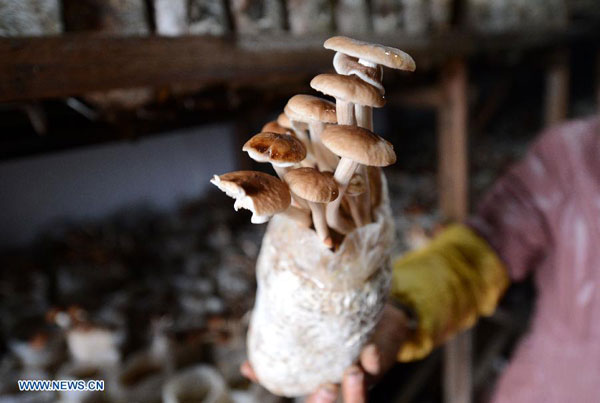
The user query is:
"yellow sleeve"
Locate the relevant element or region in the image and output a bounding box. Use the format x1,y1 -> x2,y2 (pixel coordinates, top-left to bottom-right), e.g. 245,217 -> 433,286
391,224 -> 510,362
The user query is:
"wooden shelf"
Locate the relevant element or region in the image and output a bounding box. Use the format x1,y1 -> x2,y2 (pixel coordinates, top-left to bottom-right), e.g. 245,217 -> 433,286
1,26 -> 598,103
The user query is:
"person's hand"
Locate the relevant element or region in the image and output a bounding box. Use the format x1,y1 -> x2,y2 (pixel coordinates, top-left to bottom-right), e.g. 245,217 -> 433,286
241,303 -> 411,402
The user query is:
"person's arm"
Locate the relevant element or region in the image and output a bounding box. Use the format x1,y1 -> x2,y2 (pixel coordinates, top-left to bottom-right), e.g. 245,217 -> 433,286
393,135 -> 556,361
304,207 -> 542,401
310,132 -> 561,402
302,223 -> 511,402
246,128 -> 561,400
391,224 -> 510,361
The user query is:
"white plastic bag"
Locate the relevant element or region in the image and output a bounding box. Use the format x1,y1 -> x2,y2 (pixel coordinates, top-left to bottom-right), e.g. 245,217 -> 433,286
248,174 -> 394,396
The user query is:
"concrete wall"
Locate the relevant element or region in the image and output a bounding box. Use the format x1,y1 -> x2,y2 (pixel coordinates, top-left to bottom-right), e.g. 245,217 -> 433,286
0,123 -> 236,246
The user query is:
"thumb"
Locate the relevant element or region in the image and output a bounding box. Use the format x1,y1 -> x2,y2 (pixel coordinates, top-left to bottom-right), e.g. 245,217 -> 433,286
360,343 -> 381,376
342,365 -> 366,403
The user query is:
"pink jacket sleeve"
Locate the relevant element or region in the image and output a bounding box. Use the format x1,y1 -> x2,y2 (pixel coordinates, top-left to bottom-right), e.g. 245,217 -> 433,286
469,136 -> 558,281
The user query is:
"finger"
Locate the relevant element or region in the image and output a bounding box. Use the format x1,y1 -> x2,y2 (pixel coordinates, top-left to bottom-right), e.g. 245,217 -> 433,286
240,361 -> 258,382
306,383 -> 339,403
360,343 -> 381,376
342,365 -> 366,403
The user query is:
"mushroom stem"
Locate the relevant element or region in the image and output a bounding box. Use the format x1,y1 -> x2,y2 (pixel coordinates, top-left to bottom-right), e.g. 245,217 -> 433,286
272,165 -> 288,180
349,166 -> 371,226
300,156 -> 318,169
358,58 -> 377,68
336,100 -> 355,125
290,121 -> 318,169
281,206 -> 312,227
240,208 -> 270,224
308,121 -> 338,171
353,107 -> 374,225
326,158 -> 359,234
333,158 -> 360,196
290,121 -> 314,154
355,105 -> 373,131
348,196 -> 365,227
308,202 -> 330,245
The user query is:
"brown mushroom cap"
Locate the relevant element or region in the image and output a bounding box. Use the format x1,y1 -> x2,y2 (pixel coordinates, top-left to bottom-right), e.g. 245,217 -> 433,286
282,105 -> 309,132
285,95 -> 337,124
333,52 -> 384,93
261,120 -> 292,135
210,171 -> 291,223
284,167 -> 339,203
310,74 -> 385,108
321,125 -> 396,167
324,36 -> 416,72
277,113 -> 292,129
243,132 -> 307,167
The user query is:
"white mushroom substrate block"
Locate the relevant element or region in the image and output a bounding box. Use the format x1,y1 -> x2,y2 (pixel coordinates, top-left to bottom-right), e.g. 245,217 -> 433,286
248,173 -> 394,396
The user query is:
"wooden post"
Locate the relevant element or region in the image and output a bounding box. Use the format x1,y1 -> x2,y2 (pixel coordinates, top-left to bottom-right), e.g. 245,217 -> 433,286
544,49 -> 570,127
438,57 -> 471,403
438,58 -> 468,221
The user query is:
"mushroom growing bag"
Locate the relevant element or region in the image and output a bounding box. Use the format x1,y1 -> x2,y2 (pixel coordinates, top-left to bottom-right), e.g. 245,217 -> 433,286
248,173 -> 394,396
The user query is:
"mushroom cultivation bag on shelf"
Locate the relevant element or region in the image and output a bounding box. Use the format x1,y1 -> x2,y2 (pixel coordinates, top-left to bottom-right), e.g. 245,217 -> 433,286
248,173 -> 394,397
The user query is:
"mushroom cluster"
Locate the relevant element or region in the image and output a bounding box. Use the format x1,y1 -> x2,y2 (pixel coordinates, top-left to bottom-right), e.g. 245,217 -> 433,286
212,36 -> 415,248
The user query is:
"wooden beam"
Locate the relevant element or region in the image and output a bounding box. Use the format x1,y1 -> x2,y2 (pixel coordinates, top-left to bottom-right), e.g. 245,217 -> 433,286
544,49 -> 570,126
0,35 -> 335,103
437,57 -> 470,403
0,28 -> 596,103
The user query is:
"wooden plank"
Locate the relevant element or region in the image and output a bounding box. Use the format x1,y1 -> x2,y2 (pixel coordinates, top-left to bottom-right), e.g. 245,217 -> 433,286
445,333 -> 473,403
0,28 -> 596,103
0,34 -> 335,103
438,58 -> 468,220
437,57 -> 471,403
544,49 -> 570,126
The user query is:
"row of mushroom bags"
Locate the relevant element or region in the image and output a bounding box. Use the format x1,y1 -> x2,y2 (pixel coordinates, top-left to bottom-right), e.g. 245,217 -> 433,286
0,0 -> 578,37
2,302 -> 278,403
